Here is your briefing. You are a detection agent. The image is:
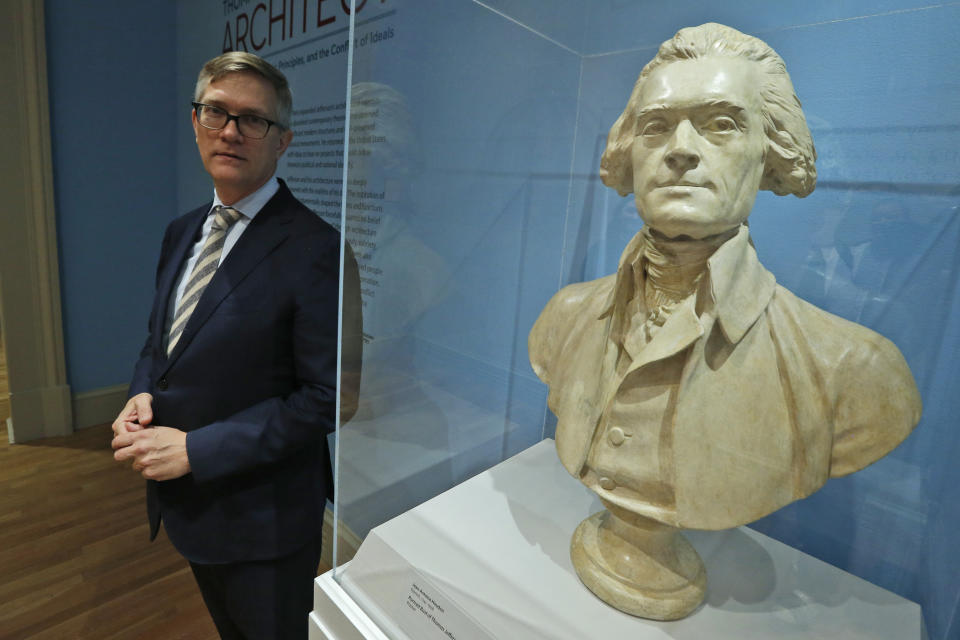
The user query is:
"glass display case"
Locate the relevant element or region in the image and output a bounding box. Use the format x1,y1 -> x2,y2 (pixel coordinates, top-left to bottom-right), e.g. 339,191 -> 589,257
319,2 -> 960,639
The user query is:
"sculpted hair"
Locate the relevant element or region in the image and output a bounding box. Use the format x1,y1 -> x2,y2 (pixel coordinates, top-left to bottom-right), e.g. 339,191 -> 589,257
600,23 -> 817,198
194,52 -> 293,129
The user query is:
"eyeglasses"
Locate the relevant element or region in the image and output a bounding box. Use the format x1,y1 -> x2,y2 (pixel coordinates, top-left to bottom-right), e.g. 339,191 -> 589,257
192,102 -> 282,139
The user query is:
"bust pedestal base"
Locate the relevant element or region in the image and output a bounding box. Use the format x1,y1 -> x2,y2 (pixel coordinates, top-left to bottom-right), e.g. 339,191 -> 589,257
570,502 -> 706,620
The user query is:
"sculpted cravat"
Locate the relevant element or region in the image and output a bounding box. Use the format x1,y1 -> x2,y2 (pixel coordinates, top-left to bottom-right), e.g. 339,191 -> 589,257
167,205 -> 242,356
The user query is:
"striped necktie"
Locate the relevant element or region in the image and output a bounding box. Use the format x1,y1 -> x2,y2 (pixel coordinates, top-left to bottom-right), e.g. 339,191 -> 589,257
167,205 -> 242,355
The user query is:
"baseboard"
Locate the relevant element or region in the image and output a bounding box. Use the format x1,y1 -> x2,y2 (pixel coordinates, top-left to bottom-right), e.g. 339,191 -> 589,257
7,383 -> 72,441
72,384 -> 128,430
322,506 -> 363,568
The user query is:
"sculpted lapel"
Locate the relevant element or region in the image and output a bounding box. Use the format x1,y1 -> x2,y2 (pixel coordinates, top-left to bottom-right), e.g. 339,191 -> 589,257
551,303 -> 616,477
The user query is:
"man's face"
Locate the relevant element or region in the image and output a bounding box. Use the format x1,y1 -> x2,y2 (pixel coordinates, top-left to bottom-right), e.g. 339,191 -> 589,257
630,56 -> 767,239
192,72 -> 293,204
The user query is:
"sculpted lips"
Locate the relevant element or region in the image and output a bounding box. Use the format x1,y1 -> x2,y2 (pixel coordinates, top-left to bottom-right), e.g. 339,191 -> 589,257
653,180 -> 714,196
657,180 -> 711,189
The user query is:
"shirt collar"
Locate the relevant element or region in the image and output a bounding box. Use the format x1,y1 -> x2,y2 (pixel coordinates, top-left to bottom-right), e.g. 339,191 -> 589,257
210,173 -> 280,220
600,224 -> 776,346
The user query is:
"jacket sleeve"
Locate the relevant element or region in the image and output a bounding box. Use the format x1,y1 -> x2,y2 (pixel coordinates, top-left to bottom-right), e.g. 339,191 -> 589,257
339,241 -> 364,424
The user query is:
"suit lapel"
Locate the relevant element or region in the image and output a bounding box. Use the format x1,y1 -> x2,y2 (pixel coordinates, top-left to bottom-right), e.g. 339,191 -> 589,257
163,189 -> 294,367
154,209 -> 207,355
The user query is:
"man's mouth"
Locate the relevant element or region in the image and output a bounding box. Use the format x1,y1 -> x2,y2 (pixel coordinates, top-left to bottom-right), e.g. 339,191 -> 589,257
214,151 -> 245,161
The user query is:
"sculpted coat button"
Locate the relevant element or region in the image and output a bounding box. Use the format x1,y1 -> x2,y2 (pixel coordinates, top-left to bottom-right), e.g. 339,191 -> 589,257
608,427 -> 626,446
157,377 -> 168,391
599,476 -> 616,491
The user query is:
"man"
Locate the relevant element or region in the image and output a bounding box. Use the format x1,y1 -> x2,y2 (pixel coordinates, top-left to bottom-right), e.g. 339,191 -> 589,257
112,52 -> 360,638
529,24 -> 921,531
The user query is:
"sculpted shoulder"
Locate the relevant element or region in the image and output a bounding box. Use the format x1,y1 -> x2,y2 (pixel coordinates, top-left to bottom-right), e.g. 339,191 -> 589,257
529,274 -> 616,384
768,285 -> 922,476
770,285 -> 910,373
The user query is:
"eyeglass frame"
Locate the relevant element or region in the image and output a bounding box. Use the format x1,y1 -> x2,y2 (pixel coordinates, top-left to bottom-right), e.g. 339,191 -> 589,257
191,102 -> 285,139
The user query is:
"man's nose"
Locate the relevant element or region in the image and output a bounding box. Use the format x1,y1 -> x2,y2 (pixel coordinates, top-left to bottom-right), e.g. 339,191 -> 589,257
664,120 -> 700,172
219,118 -> 244,141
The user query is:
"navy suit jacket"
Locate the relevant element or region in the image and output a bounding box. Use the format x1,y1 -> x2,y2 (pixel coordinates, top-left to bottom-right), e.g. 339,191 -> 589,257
129,180 -> 360,564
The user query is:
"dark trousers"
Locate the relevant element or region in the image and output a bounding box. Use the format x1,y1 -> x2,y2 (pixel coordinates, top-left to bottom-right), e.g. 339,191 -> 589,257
189,535 -> 322,640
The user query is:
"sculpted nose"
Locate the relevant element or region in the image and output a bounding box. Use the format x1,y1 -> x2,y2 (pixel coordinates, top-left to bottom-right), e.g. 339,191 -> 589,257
666,148 -> 699,172
665,120 -> 700,172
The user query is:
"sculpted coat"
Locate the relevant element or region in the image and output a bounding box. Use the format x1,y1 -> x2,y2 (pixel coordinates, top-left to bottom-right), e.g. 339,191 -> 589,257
529,224 -> 921,530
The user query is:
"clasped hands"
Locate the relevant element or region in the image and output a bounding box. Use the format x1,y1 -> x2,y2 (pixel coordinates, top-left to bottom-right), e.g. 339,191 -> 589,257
112,393 -> 191,481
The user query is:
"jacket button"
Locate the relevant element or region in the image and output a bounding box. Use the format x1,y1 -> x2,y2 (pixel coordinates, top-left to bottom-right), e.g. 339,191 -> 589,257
608,427 -> 626,446
599,476 -> 616,491
157,377 -> 168,391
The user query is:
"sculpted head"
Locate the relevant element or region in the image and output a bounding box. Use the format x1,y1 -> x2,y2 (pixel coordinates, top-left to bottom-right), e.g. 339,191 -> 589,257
600,23 -> 817,239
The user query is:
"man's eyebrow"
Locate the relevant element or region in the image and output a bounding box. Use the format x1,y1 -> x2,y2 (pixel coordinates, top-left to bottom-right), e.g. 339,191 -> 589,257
202,99 -> 271,118
634,99 -> 747,119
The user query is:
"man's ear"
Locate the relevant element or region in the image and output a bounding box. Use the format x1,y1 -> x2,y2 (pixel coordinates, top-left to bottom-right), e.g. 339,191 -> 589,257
276,128 -> 293,158
191,108 -> 200,141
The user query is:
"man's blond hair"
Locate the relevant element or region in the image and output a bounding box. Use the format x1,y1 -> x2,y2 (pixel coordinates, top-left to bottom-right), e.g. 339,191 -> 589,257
194,51 -> 292,128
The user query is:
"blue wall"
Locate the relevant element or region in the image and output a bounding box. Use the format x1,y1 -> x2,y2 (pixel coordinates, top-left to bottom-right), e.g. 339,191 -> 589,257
46,1 -> 178,393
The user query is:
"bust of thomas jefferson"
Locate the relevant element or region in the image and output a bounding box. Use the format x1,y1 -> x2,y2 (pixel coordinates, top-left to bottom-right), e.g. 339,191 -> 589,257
529,23 -> 921,620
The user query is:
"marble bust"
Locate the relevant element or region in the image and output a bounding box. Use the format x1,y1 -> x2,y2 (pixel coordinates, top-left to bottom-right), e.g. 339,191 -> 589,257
528,23 -> 921,620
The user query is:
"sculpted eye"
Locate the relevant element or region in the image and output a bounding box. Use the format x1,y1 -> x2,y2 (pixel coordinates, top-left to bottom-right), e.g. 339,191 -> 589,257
703,115 -> 740,133
639,119 -> 669,136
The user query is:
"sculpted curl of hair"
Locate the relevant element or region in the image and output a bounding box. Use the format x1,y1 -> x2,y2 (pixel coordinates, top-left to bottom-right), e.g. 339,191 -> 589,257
600,23 -> 817,199
195,51 -> 293,129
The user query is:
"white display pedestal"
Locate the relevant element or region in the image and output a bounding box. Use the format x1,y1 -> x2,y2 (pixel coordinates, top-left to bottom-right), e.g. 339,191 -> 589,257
312,439 -> 923,639
310,571 -> 388,640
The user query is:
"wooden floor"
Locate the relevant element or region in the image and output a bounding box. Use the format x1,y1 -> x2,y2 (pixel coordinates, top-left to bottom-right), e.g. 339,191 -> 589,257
0,422 -> 219,639
0,421 -> 331,639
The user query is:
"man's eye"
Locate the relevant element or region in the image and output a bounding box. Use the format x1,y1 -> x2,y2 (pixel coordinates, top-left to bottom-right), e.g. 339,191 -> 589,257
239,115 -> 268,127
205,106 -> 227,117
639,120 -> 669,136
703,116 -> 739,133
